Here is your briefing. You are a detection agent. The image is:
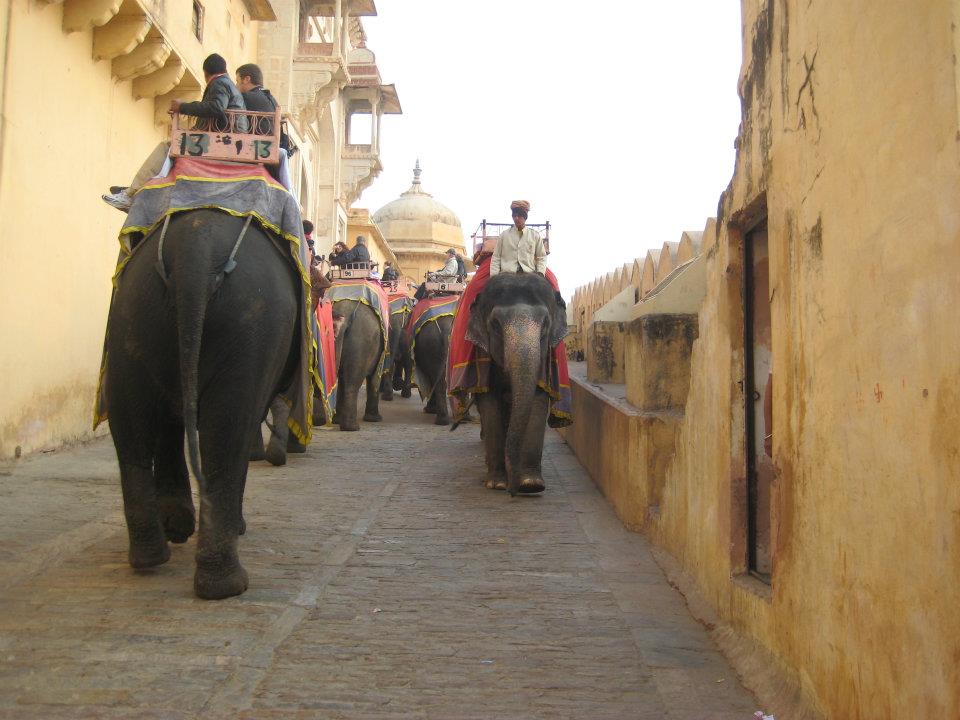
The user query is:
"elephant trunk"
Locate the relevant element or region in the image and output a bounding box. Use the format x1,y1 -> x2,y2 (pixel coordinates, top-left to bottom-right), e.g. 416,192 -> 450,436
502,317 -> 542,496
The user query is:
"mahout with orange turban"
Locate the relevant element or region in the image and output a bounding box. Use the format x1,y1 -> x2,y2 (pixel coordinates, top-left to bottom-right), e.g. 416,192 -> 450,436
510,200 -> 530,217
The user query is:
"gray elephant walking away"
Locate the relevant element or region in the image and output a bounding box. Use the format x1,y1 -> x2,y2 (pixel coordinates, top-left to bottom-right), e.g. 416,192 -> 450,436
414,315 -> 454,425
103,209 -> 303,599
332,297 -> 385,431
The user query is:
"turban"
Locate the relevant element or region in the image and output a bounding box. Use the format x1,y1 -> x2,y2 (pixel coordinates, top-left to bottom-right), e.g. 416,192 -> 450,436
510,200 -> 531,215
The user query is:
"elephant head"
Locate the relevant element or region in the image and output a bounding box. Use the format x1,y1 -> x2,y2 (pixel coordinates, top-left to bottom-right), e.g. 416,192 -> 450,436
467,272 -> 567,494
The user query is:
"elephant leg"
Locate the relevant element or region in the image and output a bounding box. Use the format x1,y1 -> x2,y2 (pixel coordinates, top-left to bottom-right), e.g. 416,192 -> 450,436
363,375 -> 382,422
153,421 -> 196,544
433,367 -> 450,426
514,391 -> 551,495
337,380 -> 360,431
194,418 -> 250,600
380,356 -> 395,401
265,396 -> 290,466
477,392 -> 506,490
401,359 -> 413,398
109,388 -> 170,568
249,416 -> 266,461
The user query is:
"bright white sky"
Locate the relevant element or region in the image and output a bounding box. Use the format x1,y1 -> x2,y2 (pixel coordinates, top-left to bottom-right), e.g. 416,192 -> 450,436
358,1 -> 744,298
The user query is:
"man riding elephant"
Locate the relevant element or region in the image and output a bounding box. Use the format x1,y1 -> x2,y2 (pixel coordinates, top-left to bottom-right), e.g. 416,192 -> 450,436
448,200 -> 572,496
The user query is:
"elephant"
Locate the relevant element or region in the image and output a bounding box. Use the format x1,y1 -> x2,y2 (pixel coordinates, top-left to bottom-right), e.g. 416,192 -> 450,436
105,209 -> 303,599
331,297 -> 385,431
380,299 -> 413,401
413,314 -> 454,425
466,272 -> 568,496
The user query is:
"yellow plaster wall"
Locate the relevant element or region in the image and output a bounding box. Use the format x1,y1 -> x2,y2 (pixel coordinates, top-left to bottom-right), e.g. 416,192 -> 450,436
650,2 -> 960,717
0,0 -> 260,458
563,1 -> 960,716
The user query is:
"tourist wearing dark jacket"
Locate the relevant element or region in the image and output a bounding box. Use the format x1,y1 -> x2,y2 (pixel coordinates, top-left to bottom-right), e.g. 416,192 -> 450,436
330,237 -> 371,266
178,67 -> 248,133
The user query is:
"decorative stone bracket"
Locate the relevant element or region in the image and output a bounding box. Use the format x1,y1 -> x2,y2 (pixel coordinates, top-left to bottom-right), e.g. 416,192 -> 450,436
340,155 -> 381,207
292,57 -> 347,127
55,0 -> 204,125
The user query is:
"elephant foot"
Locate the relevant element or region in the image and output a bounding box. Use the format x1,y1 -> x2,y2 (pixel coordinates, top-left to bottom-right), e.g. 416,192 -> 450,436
509,474 -> 546,497
265,437 -> 287,467
381,391 -> 393,402
339,420 -> 360,431
287,436 -> 307,454
194,561 -> 249,600
363,412 -> 383,422
401,388 -> 412,398
128,533 -> 171,569
485,472 -> 507,491
159,497 -> 196,544
434,415 -> 450,426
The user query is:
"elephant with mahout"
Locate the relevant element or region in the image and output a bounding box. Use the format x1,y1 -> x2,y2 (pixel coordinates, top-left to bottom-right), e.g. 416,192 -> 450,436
332,297 -> 384,431
380,299 -> 413,401
466,272 -> 569,495
413,314 -> 454,425
105,209 -> 303,599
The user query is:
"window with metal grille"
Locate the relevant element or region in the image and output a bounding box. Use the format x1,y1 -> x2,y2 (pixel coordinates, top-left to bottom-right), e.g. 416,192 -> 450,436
192,0 -> 204,42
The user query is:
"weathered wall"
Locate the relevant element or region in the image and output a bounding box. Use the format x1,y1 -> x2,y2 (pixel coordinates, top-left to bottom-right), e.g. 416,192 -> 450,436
0,0 -> 260,458
0,3 -> 215,457
586,322 -> 626,384
563,1 -> 960,716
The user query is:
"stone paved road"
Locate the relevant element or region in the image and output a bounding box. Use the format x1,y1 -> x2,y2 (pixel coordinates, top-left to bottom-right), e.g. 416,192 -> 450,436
0,396 -> 757,719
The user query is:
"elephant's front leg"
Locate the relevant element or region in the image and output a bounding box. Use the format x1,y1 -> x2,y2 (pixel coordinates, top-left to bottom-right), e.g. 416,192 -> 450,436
363,374 -> 383,422
513,390 -> 551,495
477,391 -> 506,490
433,361 -> 450,426
153,421 -> 196,544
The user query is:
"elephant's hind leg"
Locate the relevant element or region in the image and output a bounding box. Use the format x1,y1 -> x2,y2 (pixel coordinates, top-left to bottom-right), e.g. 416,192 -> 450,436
154,422 -> 196,544
119,462 -> 172,568
363,375 -> 383,422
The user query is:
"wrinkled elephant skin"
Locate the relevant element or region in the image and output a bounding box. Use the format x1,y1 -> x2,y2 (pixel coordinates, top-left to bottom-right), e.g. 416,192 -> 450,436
105,210 -> 300,599
466,273 -> 568,496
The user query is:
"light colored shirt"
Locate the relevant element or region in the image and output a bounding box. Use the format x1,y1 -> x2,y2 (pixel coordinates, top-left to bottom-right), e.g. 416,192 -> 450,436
438,257 -> 459,275
490,225 -> 547,276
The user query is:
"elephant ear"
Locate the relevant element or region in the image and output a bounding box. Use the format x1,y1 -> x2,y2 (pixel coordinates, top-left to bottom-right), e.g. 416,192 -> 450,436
549,291 -> 569,348
465,295 -> 490,352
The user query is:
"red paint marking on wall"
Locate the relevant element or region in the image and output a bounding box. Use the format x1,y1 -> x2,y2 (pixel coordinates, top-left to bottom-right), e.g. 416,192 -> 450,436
874,383 -> 884,403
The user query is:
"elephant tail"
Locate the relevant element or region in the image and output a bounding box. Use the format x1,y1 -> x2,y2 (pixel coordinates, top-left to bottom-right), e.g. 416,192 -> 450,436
172,249 -> 210,487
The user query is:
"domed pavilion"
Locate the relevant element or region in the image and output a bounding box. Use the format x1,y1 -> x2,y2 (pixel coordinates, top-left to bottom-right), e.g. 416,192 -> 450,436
372,161 -> 465,285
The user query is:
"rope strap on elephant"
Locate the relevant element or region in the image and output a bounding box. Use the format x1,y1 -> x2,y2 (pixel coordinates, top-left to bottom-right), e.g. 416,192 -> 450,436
94,157 -> 322,446
447,258 -> 573,428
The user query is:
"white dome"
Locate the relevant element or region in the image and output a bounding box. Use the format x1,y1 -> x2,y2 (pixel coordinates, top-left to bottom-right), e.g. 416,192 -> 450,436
372,162 -> 461,228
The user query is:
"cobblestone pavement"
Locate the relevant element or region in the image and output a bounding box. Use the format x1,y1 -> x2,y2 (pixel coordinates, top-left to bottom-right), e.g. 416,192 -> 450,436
0,396 -> 758,719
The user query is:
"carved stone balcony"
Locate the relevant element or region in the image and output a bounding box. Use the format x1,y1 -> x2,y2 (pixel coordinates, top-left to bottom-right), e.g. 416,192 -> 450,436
292,50 -> 346,125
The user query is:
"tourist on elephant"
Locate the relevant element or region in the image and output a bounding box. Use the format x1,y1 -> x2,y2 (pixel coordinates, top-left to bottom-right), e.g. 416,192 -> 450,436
382,262 -> 399,282
490,199 -> 547,276
101,54 -> 248,212
414,249 -> 459,300
235,62 -> 293,190
330,236 -> 371,266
